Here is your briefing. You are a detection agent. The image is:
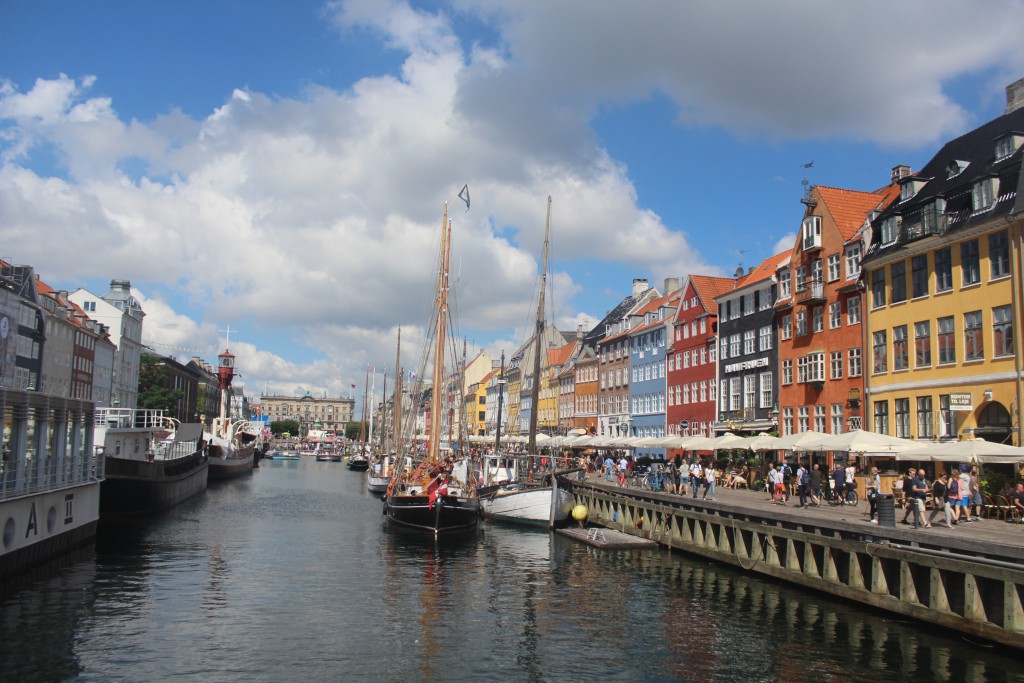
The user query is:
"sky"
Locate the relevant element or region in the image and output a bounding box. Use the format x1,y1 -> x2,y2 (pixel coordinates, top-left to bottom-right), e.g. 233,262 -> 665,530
2,0 -> 1024,406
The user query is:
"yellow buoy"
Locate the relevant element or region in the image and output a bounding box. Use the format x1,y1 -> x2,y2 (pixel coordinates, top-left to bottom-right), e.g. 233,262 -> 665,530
571,504 -> 588,521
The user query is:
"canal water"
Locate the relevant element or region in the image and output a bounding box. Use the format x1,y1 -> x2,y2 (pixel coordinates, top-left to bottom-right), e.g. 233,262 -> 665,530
2,459 -> 1022,682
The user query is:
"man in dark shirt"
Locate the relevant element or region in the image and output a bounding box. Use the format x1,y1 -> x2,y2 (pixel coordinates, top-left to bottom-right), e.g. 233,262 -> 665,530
832,465 -> 846,503
809,464 -> 823,506
1013,483 -> 1024,519
911,469 -> 930,528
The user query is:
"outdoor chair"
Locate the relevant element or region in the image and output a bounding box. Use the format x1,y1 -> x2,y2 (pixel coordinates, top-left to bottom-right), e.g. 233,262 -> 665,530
995,495 -> 1013,522
982,494 -> 999,520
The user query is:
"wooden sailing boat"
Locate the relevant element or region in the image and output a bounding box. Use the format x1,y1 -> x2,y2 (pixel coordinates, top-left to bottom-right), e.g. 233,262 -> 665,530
383,203 -> 480,534
479,196 -> 574,528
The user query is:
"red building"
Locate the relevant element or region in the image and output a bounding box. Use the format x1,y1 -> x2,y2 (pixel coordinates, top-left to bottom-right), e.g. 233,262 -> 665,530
667,275 -> 735,453
776,181 -> 899,439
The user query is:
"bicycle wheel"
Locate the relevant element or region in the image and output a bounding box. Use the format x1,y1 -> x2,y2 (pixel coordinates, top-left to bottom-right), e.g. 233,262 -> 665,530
847,490 -> 859,506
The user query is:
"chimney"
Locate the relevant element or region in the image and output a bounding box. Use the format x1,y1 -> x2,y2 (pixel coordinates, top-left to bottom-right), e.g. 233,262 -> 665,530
663,277 -> 682,294
1006,76 -> 1024,115
891,165 -> 911,184
631,278 -> 649,297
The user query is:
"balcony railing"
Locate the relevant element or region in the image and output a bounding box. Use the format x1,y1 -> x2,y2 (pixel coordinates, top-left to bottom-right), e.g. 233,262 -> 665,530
794,280 -> 825,305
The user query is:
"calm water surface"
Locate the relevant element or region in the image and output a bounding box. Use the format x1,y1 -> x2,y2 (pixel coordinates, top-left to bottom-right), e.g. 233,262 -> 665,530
1,459 -> 1021,682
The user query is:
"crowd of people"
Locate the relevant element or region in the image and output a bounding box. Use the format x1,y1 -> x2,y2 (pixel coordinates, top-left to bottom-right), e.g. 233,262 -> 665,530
576,450 -> 1024,529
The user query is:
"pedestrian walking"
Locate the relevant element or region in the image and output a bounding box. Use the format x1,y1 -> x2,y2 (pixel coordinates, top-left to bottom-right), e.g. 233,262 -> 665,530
929,473 -> 955,528
796,462 -> 809,508
899,467 -> 916,523
911,468 -> 930,528
689,459 -> 703,499
866,466 -> 881,523
809,463 -> 822,507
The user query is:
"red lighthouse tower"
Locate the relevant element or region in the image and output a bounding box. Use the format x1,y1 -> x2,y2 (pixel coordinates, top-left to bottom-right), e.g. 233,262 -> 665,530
217,349 -> 235,428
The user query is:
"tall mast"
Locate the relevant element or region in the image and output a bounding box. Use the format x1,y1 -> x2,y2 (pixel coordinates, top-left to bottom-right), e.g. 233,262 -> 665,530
360,368 -> 370,451
494,350 -> 505,454
427,204 -> 451,464
392,327 -> 402,456
527,195 -> 552,455
378,365 -> 387,452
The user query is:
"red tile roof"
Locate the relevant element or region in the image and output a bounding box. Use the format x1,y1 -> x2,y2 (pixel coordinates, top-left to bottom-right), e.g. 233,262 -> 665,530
736,249 -> 793,289
689,274 -> 736,317
547,341 -> 576,367
816,184 -> 899,242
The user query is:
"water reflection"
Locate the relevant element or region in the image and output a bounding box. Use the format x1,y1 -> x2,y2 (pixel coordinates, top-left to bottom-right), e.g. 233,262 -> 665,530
0,460 -> 1021,682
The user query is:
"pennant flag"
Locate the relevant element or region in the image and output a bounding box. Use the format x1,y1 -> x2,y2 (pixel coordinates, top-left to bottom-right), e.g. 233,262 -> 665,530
457,184 -> 470,210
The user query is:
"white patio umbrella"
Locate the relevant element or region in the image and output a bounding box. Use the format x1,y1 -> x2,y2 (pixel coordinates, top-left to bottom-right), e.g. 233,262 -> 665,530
794,429 -> 925,455
657,435 -> 691,449
773,430 -> 832,450
632,436 -> 663,447
677,435 -> 717,451
711,432 -> 751,451
746,432 -> 784,451
900,438 -> 1024,464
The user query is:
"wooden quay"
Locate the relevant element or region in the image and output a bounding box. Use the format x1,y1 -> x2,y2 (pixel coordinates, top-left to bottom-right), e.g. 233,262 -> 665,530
560,475 -> 1024,651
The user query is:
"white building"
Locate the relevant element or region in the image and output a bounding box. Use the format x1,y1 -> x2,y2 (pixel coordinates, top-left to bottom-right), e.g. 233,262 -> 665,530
69,280 -> 145,409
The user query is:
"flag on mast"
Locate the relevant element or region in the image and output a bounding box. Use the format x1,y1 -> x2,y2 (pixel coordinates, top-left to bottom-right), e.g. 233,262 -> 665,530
458,184 -> 470,210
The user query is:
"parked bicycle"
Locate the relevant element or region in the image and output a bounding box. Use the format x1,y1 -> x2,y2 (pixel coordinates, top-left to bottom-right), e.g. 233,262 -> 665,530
823,479 -> 859,506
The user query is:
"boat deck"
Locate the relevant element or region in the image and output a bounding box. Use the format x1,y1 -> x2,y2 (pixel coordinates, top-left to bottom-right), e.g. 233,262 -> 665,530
557,526 -> 658,549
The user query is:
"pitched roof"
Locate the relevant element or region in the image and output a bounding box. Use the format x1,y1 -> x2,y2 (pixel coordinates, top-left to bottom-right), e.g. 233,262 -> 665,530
816,185 -> 900,242
733,249 -> 793,291
547,341 -> 576,368
866,105 -> 1024,262
689,274 -> 735,317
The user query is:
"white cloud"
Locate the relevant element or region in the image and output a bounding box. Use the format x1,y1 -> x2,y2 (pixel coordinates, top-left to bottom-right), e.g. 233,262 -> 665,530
3,0 -> 1023,397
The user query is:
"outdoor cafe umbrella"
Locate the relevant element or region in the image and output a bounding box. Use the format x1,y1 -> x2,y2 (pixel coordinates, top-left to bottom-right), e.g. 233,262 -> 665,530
793,429 -> 924,455
899,438 -> 1024,464
677,435 -> 717,451
745,432 -> 784,451
710,432 -> 751,451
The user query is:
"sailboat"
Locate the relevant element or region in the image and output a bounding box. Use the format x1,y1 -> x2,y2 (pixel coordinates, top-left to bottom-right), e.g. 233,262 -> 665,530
367,329 -> 402,495
479,196 -> 575,528
206,346 -> 257,480
383,203 -> 480,534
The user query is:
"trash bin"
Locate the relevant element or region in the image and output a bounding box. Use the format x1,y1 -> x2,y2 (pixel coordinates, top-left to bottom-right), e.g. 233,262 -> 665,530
876,493 -> 896,528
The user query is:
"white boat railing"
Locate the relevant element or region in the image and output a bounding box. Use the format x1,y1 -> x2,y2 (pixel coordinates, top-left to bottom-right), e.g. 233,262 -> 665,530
0,446 -> 104,502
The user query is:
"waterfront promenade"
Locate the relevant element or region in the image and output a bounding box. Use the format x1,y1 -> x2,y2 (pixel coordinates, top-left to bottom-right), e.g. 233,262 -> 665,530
566,472 -> 1024,649
576,472 -> 1024,559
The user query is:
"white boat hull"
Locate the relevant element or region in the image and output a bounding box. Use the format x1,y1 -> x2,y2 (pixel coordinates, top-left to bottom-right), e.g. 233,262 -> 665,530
481,486 -> 574,527
366,474 -> 390,494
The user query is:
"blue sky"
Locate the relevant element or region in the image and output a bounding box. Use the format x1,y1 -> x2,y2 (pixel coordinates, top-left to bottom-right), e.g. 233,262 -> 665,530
2,0 -> 1024,403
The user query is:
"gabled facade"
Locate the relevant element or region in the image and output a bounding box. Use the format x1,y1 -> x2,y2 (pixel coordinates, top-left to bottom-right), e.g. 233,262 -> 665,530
572,347 -> 598,432
861,82 -> 1024,445
668,275 -> 732,443
0,262 -> 44,392
628,283 -> 683,456
777,182 -> 899,437
69,279 -> 145,409
597,279 -> 661,437
714,251 -> 791,434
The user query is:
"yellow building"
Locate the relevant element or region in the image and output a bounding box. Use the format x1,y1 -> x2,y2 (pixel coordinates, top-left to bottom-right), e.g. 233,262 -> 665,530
862,89 -> 1024,445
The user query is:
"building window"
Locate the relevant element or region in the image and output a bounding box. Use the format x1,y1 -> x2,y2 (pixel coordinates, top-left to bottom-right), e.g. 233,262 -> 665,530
911,254 -> 928,299
813,405 -> 825,432
720,337 -> 728,360
759,372 -> 772,408
938,316 -> 956,364
744,375 -> 757,410
972,177 -> 995,212
871,269 -> 886,309
872,330 -> 887,374
830,351 -> 843,379
827,403 -> 841,434
782,359 -> 793,385
744,330 -> 755,355
796,311 -> 807,336
812,306 -> 824,333
795,266 -> 807,291
993,305 -> 1013,357
798,406 -> 809,432
827,254 -> 840,282
894,398 -> 910,438
780,314 -> 792,340
893,325 -> 908,371
845,243 -> 861,280
873,400 -> 889,435
914,321 -> 931,368
917,396 -> 933,439
783,407 -> 794,436
730,334 -> 741,357
779,268 -> 791,299
939,395 -> 953,438
759,325 -> 771,351
935,247 -> 952,292
829,302 -> 841,329
964,311 -> 983,361
890,262 -> 907,304
848,348 -> 862,377
990,230 -> 1010,279
880,216 -> 899,244
846,296 -> 860,325
730,378 -> 741,411
961,239 -> 981,286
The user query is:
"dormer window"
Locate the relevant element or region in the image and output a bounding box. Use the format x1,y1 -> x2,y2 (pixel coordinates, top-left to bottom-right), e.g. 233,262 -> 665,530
802,215 -> 822,250
972,177 -> 996,213
995,133 -> 1023,161
899,176 -> 927,202
880,215 -> 900,245
946,160 -> 968,179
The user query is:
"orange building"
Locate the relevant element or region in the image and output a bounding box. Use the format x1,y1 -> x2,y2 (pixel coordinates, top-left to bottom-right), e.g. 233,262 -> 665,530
776,180 -> 899,438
